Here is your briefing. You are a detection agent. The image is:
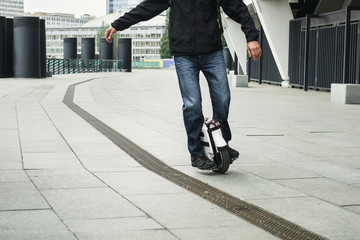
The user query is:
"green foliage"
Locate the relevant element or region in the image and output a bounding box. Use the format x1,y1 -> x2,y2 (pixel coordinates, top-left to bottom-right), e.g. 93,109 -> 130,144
96,21 -> 119,59
221,35 -> 227,47
160,9 -> 171,59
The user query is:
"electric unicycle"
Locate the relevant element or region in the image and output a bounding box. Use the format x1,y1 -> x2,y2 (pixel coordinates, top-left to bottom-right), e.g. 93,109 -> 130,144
200,118 -> 231,174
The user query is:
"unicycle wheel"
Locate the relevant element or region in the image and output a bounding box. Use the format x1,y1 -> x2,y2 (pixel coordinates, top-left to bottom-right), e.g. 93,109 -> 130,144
213,147 -> 230,174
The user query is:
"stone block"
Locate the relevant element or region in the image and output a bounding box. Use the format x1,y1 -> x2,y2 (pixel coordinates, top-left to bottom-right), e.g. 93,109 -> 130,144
232,75 -> 248,87
331,84 -> 360,104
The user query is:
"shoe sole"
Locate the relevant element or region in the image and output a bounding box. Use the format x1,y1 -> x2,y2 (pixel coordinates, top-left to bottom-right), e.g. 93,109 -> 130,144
230,155 -> 239,164
192,163 -> 216,170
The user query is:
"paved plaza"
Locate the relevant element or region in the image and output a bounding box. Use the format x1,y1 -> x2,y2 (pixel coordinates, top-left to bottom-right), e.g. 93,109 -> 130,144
0,70 -> 360,240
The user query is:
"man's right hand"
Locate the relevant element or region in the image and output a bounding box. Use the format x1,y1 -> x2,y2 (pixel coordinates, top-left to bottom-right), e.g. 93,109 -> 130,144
105,27 -> 117,43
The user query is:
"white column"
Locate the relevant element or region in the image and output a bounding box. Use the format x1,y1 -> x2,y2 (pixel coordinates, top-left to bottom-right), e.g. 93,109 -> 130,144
251,0 -> 293,86
221,0 -> 293,86
222,14 -> 248,75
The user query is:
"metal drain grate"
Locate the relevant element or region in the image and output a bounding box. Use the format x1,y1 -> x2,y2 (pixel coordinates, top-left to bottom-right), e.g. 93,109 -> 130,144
63,79 -> 328,240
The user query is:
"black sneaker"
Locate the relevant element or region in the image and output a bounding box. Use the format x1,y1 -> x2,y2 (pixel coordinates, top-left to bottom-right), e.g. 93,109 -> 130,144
191,155 -> 216,170
229,147 -> 239,163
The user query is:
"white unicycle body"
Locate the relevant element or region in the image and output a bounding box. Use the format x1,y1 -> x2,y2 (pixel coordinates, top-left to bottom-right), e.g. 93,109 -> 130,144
200,118 -> 230,174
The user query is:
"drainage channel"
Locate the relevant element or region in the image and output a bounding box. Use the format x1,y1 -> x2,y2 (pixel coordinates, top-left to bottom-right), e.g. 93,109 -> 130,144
63,78 -> 327,240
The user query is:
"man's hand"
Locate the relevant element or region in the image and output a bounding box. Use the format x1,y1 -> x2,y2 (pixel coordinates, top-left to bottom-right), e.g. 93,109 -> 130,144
247,41 -> 262,61
105,27 -> 117,43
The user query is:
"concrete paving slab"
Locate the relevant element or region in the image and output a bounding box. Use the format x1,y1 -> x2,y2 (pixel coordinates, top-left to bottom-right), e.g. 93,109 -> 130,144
59,134 -> 112,145
78,155 -> 142,172
70,229 -> 179,240
171,225 -> 278,240
233,162 -> 320,180
95,171 -> 186,195
249,197 -> 360,239
64,217 -> 167,239
0,147 -> 22,162
20,140 -> 71,153
0,210 -> 76,240
175,166 -> 306,200
285,161 -> 360,184
275,178 -> 360,206
0,117 -> 18,129
0,182 -> 49,211
2,71 -> 360,239
128,193 -> 246,229
26,169 -> 105,190
23,152 -> 82,170
230,150 -> 275,164
330,235 -> 360,240
258,151 -> 321,163
41,188 -> 145,220
343,205 -> 360,214
129,135 -> 182,148
0,130 -> 20,148
295,132 -> 360,148
0,162 -> 23,170
18,132 -> 65,142
0,170 -> 30,182
69,143 -> 127,156
317,156 -> 360,169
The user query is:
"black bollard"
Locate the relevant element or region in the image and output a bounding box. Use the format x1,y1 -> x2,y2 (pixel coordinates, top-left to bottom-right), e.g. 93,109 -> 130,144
13,17 -> 41,78
118,38 -> 132,72
81,38 -> 95,59
40,19 -> 46,78
5,18 -> 14,78
64,38 -> 77,59
0,17 -> 6,78
100,38 -> 113,60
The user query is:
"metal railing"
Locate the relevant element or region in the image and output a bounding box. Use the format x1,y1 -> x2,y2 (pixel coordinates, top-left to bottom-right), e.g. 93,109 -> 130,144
46,59 -> 124,75
289,8 -> 360,91
248,27 -> 283,85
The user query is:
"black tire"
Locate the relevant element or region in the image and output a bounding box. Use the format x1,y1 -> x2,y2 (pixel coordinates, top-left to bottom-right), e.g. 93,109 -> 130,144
213,148 -> 230,174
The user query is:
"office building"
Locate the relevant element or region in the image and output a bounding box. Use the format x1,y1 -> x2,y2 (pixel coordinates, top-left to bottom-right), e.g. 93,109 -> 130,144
26,12 -> 94,28
0,0 -> 24,17
106,0 -> 142,14
45,12 -> 165,60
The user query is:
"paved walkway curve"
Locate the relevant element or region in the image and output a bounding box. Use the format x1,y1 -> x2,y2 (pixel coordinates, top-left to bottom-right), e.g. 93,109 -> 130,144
63,76 -> 327,240
1,70 -> 360,240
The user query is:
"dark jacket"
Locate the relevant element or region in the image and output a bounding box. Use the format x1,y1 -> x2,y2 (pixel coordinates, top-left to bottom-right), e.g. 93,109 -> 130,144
111,0 -> 258,56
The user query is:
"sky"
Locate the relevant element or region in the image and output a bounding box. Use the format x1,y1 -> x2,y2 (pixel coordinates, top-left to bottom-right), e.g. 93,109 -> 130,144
24,0 -> 107,17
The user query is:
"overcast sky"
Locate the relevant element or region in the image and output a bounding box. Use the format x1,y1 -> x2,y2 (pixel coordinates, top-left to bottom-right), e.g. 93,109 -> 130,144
24,0 -> 107,17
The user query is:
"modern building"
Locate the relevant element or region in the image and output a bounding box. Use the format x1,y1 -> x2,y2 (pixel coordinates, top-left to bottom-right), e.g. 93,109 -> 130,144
0,0 -> 24,17
106,0 -> 142,14
45,12 -> 166,60
25,12 -> 94,28
223,0 -> 360,91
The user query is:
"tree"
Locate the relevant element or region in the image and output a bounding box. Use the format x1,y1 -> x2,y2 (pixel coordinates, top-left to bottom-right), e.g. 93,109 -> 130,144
160,9 -> 171,59
96,21 -> 119,59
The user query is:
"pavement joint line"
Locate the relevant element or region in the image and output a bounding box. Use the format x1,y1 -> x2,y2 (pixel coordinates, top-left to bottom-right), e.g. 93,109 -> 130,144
0,208 -> 52,212
62,77 -> 328,240
36,76 -> 178,240
12,86 -> 81,240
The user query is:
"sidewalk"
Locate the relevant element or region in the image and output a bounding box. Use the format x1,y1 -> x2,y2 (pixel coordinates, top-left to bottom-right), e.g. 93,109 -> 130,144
0,70 -> 359,240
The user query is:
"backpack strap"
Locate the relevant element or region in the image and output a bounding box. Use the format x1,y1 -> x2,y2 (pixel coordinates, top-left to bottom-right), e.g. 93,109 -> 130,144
216,0 -> 224,34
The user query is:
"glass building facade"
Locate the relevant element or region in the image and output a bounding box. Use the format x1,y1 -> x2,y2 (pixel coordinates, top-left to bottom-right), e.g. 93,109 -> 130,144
0,0 -> 24,17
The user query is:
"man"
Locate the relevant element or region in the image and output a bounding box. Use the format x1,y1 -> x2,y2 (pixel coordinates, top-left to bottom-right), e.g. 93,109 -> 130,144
105,0 -> 262,170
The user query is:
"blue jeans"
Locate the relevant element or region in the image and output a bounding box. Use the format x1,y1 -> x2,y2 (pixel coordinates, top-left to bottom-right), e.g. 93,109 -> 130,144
174,50 -> 231,158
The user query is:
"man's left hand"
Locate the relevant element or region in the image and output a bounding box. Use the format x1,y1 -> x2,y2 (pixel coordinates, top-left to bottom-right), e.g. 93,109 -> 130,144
247,41 -> 262,61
